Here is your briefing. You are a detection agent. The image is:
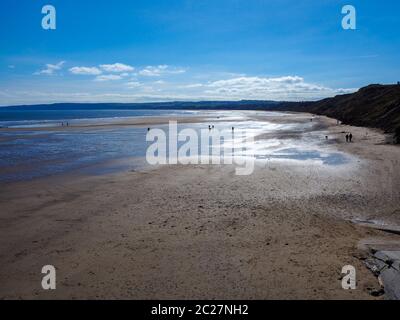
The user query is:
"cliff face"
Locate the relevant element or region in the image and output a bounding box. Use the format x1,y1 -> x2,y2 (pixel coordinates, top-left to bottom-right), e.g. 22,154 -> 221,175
276,84 -> 400,143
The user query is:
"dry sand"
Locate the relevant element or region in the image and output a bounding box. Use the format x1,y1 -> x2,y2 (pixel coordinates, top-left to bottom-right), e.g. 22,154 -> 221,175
0,114 -> 399,299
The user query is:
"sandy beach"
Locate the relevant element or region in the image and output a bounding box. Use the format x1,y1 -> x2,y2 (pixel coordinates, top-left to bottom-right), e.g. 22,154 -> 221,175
0,113 -> 399,299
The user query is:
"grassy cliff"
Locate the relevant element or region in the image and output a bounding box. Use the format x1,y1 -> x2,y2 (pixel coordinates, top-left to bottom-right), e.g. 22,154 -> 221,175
276,84 -> 400,143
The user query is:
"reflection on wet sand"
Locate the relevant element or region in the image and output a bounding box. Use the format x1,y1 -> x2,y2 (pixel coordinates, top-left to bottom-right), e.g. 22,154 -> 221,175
0,111 -> 354,183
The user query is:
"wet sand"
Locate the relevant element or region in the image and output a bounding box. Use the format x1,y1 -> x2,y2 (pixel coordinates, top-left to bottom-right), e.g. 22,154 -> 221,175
0,113 -> 399,299
0,115 -> 209,133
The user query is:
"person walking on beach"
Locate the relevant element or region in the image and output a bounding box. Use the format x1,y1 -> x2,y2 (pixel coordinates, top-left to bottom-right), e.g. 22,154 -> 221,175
349,133 -> 353,142
345,134 -> 349,142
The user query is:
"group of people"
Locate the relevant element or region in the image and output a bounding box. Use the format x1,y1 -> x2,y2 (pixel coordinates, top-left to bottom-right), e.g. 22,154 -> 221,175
61,122 -> 69,127
208,125 -> 235,131
345,133 -> 353,142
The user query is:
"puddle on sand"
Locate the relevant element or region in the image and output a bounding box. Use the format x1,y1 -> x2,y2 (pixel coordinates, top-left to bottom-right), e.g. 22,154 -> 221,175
254,148 -> 349,165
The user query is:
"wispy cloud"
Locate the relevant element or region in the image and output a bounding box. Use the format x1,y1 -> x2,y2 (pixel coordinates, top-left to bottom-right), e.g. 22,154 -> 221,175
69,63 -> 134,79
0,73 -> 358,106
2,61 -> 358,105
120,74 -> 356,101
138,65 -> 186,77
125,81 -> 142,88
67,63 -> 185,80
35,61 -> 65,75
69,66 -> 102,75
201,76 -> 356,100
94,74 -> 123,81
179,83 -> 204,89
99,63 -> 134,73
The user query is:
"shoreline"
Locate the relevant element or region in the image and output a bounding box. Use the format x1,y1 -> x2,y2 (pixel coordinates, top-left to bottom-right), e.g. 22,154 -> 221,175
0,113 -> 399,299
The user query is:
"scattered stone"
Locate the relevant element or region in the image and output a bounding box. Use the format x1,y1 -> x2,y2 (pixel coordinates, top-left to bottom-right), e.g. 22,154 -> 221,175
365,250 -> 400,300
370,288 -> 385,297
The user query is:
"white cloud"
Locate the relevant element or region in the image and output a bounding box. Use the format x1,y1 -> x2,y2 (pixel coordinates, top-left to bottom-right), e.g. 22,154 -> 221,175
153,80 -> 166,85
69,66 -> 102,75
138,65 -> 186,77
36,61 -> 65,75
94,74 -> 123,81
125,81 -> 142,88
4,66 -> 358,105
208,76 -> 303,89
121,75 -> 355,101
99,63 -> 134,73
179,83 -> 204,89
201,76 -> 355,100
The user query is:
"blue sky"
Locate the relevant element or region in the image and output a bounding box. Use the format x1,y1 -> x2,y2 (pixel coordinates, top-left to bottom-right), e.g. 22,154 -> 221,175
0,0 -> 399,105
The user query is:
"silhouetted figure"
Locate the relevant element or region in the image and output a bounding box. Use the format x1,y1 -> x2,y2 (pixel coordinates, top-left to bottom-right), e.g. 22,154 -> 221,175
325,135 -> 328,140
232,126 -> 234,131
345,134 -> 349,142
208,125 -> 211,130
147,127 -> 150,131
349,133 -> 353,142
